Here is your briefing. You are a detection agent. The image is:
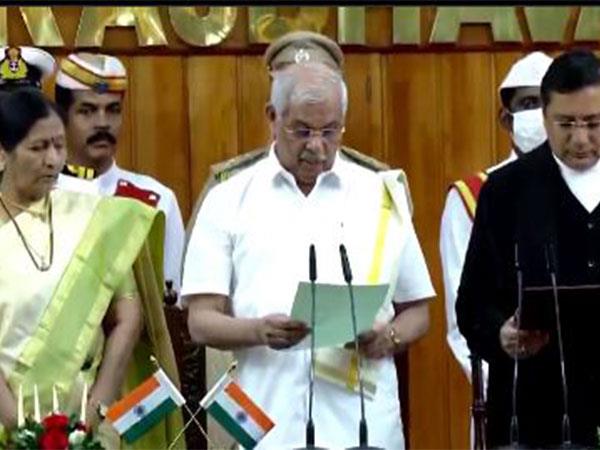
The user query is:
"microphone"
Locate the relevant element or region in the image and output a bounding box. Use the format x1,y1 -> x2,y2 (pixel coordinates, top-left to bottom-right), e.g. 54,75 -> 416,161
339,244 -> 383,450
296,245 -> 327,450
545,243 -> 572,447
510,243 -> 523,447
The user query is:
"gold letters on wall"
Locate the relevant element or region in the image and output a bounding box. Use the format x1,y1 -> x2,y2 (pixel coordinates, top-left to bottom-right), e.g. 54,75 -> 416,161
430,7 -> 522,43
575,7 -> 600,41
19,7 -> 64,46
248,7 -> 328,43
169,7 -> 236,46
393,7 -> 420,45
248,7 -> 291,43
524,7 -> 571,42
0,7 -> 64,46
75,7 -> 168,47
4,6 -> 600,48
338,7 -> 365,45
0,8 -> 6,46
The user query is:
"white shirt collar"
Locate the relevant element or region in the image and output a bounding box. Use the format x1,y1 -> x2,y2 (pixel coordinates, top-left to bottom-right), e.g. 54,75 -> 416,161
265,143 -> 345,193
552,153 -> 600,213
94,159 -> 119,192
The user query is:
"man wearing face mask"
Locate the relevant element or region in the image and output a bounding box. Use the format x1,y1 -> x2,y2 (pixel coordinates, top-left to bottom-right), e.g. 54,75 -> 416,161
440,51 -> 553,384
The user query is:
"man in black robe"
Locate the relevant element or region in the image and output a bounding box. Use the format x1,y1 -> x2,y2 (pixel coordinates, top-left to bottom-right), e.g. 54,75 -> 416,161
457,49 -> 600,448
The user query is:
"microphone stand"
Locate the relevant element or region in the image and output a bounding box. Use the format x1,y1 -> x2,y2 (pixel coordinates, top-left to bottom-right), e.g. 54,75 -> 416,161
339,244 -> 384,450
470,353 -> 486,449
546,244 -> 572,448
510,243 -> 523,447
296,245 -> 328,450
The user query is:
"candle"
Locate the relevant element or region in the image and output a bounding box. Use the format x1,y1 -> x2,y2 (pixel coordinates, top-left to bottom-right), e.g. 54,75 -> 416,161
80,382 -> 88,423
17,384 -> 24,427
33,384 -> 40,422
52,384 -> 59,413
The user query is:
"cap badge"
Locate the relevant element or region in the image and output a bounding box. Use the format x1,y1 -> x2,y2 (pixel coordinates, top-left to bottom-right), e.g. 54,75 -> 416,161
294,48 -> 311,64
0,47 -> 28,81
93,81 -> 109,93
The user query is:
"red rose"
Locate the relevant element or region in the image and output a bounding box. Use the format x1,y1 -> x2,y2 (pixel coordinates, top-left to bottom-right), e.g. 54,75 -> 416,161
42,413 -> 69,430
39,428 -> 69,449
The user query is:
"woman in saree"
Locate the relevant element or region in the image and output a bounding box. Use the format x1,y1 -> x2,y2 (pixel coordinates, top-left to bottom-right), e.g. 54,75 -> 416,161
0,88 -> 185,449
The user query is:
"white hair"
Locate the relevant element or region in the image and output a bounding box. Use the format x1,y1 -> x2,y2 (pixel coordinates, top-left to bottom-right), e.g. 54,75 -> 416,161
270,62 -> 348,118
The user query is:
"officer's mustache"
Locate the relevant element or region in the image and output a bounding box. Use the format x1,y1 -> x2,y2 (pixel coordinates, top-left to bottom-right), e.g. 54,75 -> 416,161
87,130 -> 116,146
299,149 -> 327,164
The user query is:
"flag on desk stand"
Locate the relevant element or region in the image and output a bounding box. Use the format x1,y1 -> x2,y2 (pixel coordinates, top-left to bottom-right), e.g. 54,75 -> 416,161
201,363 -> 275,449
105,366 -> 185,443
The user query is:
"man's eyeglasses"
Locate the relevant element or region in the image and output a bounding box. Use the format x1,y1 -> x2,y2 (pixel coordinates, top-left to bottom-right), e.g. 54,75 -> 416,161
283,126 -> 345,141
552,119 -> 600,133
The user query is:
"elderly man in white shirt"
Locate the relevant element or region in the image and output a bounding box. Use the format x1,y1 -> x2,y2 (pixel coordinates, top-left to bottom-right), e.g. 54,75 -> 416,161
182,62 -> 434,449
440,51 -> 553,383
54,52 -> 185,293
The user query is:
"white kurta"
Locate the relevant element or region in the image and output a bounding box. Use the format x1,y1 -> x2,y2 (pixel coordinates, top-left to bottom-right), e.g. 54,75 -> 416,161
439,153 -> 516,381
182,150 -> 434,449
57,161 -> 185,291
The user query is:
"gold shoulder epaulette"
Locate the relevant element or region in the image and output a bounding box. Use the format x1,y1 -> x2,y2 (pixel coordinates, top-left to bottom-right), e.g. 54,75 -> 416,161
186,146 -> 272,248
212,147 -> 270,183
340,146 -> 390,172
395,169 -> 413,216
62,163 -> 96,180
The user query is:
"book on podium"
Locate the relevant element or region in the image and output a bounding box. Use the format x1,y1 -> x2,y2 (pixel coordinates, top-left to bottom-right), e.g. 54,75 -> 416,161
520,284 -> 600,331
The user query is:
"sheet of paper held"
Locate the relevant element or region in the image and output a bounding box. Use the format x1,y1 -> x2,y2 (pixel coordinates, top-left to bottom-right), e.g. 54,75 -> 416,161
289,282 -> 389,350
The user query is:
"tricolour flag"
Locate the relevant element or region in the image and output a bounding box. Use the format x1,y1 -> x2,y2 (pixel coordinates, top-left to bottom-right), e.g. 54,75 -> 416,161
105,368 -> 185,443
201,372 -> 274,449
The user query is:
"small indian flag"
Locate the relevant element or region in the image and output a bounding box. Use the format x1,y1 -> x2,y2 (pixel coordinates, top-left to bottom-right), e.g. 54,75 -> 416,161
106,368 -> 185,443
201,372 -> 274,449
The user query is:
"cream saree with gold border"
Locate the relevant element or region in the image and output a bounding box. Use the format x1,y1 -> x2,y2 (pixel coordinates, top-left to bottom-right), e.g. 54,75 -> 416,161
0,189 -> 185,449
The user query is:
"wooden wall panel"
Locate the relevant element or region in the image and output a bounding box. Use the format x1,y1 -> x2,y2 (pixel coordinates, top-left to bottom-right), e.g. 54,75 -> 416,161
238,55 -> 271,153
128,56 -> 191,219
448,356 -> 471,449
383,53 -> 447,449
439,53 -> 496,186
437,52 -> 495,450
344,54 -> 384,160
113,55 -> 133,171
187,56 -> 239,204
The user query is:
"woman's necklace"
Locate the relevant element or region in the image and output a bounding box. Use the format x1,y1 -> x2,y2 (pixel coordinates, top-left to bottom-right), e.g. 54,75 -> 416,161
0,192 -> 54,271
0,193 -> 48,219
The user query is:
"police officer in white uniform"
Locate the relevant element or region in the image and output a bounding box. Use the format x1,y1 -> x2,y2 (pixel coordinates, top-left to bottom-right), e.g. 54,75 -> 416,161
54,52 -> 185,292
440,51 -> 553,382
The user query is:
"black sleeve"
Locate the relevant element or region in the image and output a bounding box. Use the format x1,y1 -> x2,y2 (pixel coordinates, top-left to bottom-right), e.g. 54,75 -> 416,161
456,179 -> 512,363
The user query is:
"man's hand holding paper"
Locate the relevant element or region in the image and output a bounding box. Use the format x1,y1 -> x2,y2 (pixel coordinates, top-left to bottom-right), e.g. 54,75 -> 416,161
257,313 -> 310,350
289,282 -> 389,350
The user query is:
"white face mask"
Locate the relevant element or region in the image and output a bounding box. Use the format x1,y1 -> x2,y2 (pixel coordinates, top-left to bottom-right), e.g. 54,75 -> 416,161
511,108 -> 547,153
